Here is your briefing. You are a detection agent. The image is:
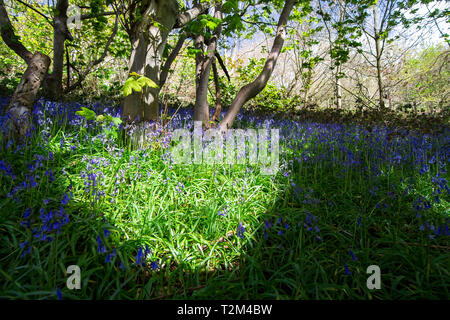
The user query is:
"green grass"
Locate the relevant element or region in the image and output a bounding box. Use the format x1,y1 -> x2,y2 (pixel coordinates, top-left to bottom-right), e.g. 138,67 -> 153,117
0,103 -> 449,300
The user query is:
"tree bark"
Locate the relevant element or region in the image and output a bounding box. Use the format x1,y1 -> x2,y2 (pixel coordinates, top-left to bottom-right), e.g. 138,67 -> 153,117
336,0 -> 344,109
43,0 -> 73,100
193,33 -> 209,123
0,0 -> 51,137
7,52 -> 51,136
211,59 -> 222,122
159,33 -> 186,87
122,0 -> 212,124
174,2 -> 212,28
373,5 -> 384,109
122,0 -> 179,122
194,3 -> 222,124
219,0 -> 296,131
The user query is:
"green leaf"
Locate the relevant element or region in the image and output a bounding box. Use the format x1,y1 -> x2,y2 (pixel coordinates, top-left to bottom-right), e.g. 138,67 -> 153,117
111,117 -> 122,126
136,76 -> 159,89
75,107 -> 97,121
121,78 -> 142,96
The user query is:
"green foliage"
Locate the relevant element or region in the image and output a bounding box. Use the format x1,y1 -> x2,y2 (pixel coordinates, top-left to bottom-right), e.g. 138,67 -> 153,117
121,73 -> 159,97
75,107 -> 122,139
399,44 -> 449,111
184,13 -> 222,39
75,107 -> 97,121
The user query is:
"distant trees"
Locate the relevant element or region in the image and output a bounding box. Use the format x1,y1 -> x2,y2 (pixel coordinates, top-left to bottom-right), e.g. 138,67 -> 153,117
399,44 -> 449,113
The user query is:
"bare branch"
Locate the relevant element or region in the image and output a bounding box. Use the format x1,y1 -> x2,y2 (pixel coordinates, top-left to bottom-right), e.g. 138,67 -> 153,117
64,16 -> 119,93
160,33 -> 187,87
214,51 -> 230,81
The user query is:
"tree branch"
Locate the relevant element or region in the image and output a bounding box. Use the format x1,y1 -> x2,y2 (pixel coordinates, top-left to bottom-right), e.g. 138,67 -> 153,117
80,11 -> 117,20
174,2 -> 212,28
219,0 -> 297,131
15,0 -> 53,26
0,0 -> 33,63
160,33 -> 187,87
64,16 -> 119,93
214,51 -> 230,81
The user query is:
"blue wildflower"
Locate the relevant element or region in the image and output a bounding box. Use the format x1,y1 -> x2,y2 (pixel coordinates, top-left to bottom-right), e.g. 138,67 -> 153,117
23,208 -> 32,219
344,265 -> 351,275
56,288 -> 62,300
61,193 -> 70,206
237,223 -> 245,239
349,249 -> 357,261
136,247 -> 144,265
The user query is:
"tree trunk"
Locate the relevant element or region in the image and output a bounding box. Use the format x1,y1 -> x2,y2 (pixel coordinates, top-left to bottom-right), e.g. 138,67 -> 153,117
123,32 -> 152,122
373,5 -> 384,109
336,1 -> 344,109
43,0 -> 72,100
211,59 -> 221,122
219,0 -> 296,131
7,52 -> 51,136
194,3 -> 223,124
122,0 -> 211,123
336,66 -> 342,108
122,0 -> 179,123
193,33 -> 209,123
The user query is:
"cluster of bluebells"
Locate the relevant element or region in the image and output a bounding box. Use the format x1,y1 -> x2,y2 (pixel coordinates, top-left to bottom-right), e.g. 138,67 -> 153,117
263,216 -> 291,240
419,220 -> 450,239
236,223 -> 246,239
80,156 -> 107,205
302,211 -> 322,241
0,159 -> 15,180
19,193 -> 72,257
96,229 -> 125,267
6,151 -> 54,202
135,245 -> 158,270
175,181 -> 185,194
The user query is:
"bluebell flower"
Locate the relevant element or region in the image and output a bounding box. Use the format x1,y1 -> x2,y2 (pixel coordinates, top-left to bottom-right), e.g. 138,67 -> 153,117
237,223 -> 245,239
56,288 -> 62,300
136,247 -> 144,265
96,236 -> 106,253
344,265 -> 351,275
61,193 -> 70,206
349,249 -> 357,261
23,208 -> 32,219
